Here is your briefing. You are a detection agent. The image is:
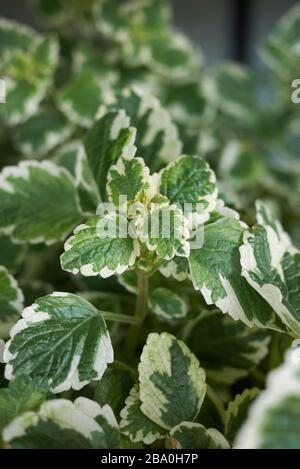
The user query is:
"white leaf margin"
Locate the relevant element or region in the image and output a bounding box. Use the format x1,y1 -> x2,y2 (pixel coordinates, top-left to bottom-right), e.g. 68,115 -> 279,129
3,292 -> 114,393
3,397 -> 118,446
0,160 -> 84,245
235,350 -> 300,449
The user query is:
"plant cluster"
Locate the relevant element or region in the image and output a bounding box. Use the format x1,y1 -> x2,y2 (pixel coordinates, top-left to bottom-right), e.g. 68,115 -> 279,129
0,0 -> 300,449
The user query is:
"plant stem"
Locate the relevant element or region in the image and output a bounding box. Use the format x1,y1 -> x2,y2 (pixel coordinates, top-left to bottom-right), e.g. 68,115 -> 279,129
101,271 -> 148,325
268,331 -> 283,370
101,310 -> 139,325
124,271 -> 149,359
134,270 -> 149,323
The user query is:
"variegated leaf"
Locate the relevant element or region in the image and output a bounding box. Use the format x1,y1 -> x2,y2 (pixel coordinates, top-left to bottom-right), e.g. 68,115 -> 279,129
107,156 -> 154,206
240,201 -> 300,337
96,0 -> 200,80
1,36 -> 59,125
84,110 -> 137,200
159,256 -> 190,281
0,375 -> 49,436
169,422 -> 230,449
184,310 -> 270,384
118,270 -> 138,294
157,154 -> 217,224
4,293 -> 113,393
139,332 -> 206,430
138,204 -> 190,261
13,107 -> 73,158
3,397 -> 119,449
204,63 -> 257,127
236,350 -> 300,449
120,385 -> 167,445
115,87 -> 181,167
61,215 -> 139,278
136,31 -> 201,82
165,81 -> 206,128
53,141 -> 100,214
0,18 -> 35,59
148,287 -> 187,321
96,0 -> 171,40
57,70 -> 114,128
94,367 -> 134,419
260,4 -> 300,82
0,161 -> 83,244
225,388 -> 260,444
0,266 -> 24,338
219,141 -> 266,190
189,214 -> 284,330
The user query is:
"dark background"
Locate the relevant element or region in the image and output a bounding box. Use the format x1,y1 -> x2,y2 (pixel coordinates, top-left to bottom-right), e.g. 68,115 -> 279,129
0,0 -> 298,66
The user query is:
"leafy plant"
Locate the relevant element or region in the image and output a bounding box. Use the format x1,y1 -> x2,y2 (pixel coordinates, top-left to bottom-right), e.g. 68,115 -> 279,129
0,0 -> 300,449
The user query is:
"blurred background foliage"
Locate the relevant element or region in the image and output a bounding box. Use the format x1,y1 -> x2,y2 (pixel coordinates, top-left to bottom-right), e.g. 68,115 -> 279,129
0,0 -> 299,339
0,0 -> 299,418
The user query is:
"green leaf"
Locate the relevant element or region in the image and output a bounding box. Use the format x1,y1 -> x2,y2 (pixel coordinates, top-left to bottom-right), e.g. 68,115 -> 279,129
118,269 -> 138,294
169,422 -> 230,449
3,397 -> 119,449
225,388 -> 260,444
235,351 -> 300,449
159,256 -> 190,282
120,385 -> 167,445
157,154 -> 217,223
184,310 -> 270,384
189,215 -> 283,330
31,0 -> 68,26
96,0 -> 171,39
260,4 -> 300,82
32,0 -> 98,29
0,266 -> 23,338
165,82 -> 206,128
4,292 -> 113,393
136,31 -> 201,82
84,110 -> 137,200
1,36 -> 59,125
148,287 -> 187,321
72,45 -> 119,82
0,161 -> 83,244
0,18 -> 35,59
204,63 -> 257,127
61,215 -> 139,278
107,156 -> 154,206
53,141 -> 100,214
115,87 -> 182,168
138,204 -> 190,261
139,332 -> 206,430
57,70 -> 114,128
119,434 -> 144,449
197,385 -> 225,432
13,107 -> 73,158
79,291 -> 123,315
0,375 -> 49,435
94,368 -> 134,419
96,0 -> 200,81
0,234 -> 27,273
240,201 -> 300,336
219,141 -> 266,190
